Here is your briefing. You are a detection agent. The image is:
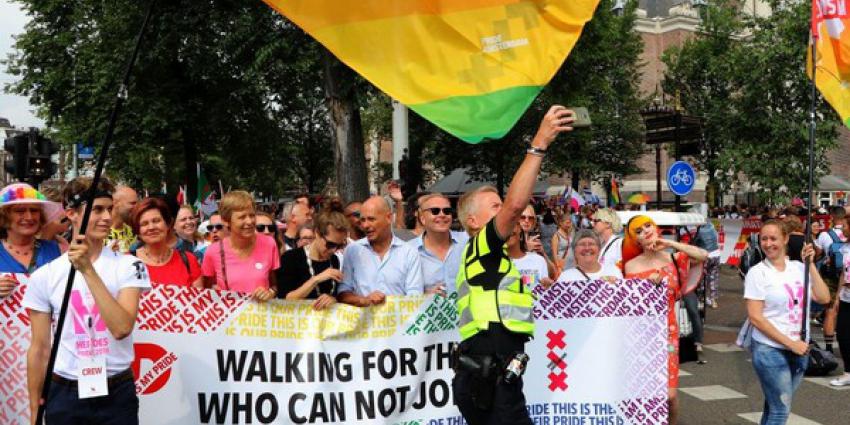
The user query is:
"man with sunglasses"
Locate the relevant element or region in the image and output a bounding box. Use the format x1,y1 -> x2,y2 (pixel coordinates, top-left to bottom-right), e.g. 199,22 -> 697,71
453,105 -> 575,425
344,201 -> 365,241
338,196 -> 424,307
405,193 -> 468,295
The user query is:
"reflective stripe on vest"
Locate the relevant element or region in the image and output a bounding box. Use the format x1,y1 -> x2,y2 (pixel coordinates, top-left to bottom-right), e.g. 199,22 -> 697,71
456,243 -> 535,341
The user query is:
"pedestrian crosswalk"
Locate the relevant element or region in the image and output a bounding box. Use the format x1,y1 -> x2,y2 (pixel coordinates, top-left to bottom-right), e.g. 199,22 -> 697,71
738,412 -> 822,424
679,385 -> 747,400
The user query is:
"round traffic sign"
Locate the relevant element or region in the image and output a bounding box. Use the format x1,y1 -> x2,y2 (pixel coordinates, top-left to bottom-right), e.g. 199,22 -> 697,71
667,161 -> 696,196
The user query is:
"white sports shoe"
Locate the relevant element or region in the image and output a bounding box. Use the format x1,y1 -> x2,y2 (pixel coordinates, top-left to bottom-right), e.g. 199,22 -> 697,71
829,373 -> 850,387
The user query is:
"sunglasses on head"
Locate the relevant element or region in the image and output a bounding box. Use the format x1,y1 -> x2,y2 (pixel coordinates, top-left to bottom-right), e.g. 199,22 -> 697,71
423,207 -> 453,216
256,224 -> 276,232
206,224 -> 224,231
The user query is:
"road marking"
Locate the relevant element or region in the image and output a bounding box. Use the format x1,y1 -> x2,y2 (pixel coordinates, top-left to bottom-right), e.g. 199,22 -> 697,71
703,343 -> 743,352
804,376 -> 850,391
679,385 -> 747,401
738,412 -> 822,424
678,369 -> 692,377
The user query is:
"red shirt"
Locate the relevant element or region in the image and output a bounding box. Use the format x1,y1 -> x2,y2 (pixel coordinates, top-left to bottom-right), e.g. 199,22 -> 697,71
146,250 -> 202,287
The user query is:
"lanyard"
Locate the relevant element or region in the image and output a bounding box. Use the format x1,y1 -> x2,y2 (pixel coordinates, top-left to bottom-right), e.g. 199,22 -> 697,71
304,246 -> 336,295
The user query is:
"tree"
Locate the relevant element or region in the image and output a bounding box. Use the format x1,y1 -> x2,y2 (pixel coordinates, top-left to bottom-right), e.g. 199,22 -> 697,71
662,0 -> 743,207
4,0 -> 336,198
730,0 -> 840,203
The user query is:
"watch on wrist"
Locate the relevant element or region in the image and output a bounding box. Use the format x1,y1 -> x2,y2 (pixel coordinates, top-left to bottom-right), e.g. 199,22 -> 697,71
527,146 -> 547,157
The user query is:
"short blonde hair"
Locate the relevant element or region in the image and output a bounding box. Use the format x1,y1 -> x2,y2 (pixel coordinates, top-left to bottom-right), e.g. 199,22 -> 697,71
220,191 -> 254,221
417,193 -> 449,209
593,208 -> 623,233
458,185 -> 498,232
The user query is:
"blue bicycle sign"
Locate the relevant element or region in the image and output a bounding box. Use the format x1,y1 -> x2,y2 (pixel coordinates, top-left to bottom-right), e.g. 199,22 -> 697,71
667,161 -> 696,196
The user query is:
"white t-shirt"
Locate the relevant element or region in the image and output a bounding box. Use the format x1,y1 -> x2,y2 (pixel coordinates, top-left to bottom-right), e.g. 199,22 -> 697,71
816,228 -> 845,253
22,250 -> 152,379
512,253 -> 549,290
558,264 -> 624,282
743,259 -> 808,348
839,245 -> 850,303
598,236 -> 623,271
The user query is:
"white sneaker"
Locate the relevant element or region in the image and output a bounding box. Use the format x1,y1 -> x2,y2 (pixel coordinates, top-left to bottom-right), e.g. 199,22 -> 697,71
829,374 -> 850,387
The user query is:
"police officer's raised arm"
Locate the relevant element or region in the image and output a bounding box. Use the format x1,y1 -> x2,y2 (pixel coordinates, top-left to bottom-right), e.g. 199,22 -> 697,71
493,105 -> 574,239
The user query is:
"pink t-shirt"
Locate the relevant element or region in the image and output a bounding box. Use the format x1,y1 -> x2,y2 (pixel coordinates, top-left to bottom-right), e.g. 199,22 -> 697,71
201,234 -> 280,293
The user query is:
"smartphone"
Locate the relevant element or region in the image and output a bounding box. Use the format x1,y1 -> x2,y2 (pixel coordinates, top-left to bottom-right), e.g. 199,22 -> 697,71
527,231 -> 541,239
568,107 -> 592,128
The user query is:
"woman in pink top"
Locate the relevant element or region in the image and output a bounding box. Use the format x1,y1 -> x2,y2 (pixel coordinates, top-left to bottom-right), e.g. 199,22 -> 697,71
201,191 -> 279,301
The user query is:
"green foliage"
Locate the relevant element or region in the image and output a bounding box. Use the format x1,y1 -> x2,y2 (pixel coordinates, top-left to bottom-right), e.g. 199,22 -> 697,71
4,0 -> 334,196
662,0 -> 841,204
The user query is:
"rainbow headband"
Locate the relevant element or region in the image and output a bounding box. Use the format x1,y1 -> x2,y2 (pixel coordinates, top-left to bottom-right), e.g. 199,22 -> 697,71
0,186 -> 48,204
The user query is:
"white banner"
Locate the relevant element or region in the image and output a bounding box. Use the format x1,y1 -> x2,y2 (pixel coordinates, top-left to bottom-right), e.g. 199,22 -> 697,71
2,279 -> 669,424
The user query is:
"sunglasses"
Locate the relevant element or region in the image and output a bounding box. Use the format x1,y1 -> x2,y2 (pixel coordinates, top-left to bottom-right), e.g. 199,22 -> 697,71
256,224 -> 276,232
519,215 -> 536,221
206,224 -> 224,231
347,211 -> 360,218
423,207 -> 453,216
324,240 -> 343,250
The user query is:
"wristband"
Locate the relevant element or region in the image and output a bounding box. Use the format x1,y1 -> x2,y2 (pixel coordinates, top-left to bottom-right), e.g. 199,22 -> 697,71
526,146 -> 547,157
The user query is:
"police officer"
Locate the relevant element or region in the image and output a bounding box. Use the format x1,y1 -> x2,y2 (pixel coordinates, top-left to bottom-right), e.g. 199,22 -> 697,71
453,106 -> 575,425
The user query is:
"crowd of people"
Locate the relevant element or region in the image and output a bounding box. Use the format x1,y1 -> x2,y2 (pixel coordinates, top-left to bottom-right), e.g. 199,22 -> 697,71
0,111 -> 846,425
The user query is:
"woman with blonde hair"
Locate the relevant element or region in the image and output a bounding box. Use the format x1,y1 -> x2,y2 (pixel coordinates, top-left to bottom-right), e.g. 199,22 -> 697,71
201,191 -> 279,301
551,211 -> 574,271
622,215 -> 707,425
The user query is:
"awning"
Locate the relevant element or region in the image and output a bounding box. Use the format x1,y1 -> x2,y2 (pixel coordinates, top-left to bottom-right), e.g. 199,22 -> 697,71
818,174 -> 850,192
428,168 -> 548,196
616,211 -> 706,227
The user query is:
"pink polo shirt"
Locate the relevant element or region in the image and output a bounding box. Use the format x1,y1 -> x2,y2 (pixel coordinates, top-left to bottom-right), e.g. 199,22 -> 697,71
201,234 -> 280,293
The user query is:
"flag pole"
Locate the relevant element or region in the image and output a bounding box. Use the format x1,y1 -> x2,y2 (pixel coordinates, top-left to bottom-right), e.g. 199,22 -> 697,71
35,2 -> 156,423
802,31 -> 818,342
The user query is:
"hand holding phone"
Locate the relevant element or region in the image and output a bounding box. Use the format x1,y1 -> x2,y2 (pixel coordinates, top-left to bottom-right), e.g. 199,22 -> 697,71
567,107 -> 592,128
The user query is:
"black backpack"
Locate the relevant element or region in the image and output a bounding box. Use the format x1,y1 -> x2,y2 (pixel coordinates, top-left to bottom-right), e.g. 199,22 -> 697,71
738,232 -> 764,279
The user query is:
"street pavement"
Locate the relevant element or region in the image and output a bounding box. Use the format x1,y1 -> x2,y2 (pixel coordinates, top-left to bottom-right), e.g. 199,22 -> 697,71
678,267 -> 849,425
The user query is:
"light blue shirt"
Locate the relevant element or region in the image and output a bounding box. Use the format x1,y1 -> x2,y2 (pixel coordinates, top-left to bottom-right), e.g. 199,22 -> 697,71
405,231 -> 469,293
339,236 -> 424,296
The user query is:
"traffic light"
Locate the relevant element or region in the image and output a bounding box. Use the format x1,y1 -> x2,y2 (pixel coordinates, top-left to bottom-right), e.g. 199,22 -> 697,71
27,131 -> 58,186
3,132 -> 29,181
3,129 -> 58,186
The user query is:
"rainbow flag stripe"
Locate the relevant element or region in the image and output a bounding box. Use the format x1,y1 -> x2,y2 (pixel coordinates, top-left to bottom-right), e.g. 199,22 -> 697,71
811,3 -> 850,128
262,0 -> 600,143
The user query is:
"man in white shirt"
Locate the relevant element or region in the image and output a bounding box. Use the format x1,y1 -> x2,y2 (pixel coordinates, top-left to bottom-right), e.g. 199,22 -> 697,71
592,208 -> 623,270
405,193 -> 468,295
24,177 -> 151,424
339,196 -> 424,306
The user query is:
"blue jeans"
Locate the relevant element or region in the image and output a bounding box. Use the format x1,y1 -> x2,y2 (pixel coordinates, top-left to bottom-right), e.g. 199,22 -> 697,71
751,340 -> 808,425
44,377 -> 139,425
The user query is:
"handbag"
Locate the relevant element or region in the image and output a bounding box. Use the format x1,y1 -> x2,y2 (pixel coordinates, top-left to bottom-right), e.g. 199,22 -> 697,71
735,319 -> 755,352
805,341 -> 839,376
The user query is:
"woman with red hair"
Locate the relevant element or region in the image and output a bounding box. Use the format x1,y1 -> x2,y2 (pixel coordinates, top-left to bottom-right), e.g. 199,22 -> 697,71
621,215 -> 707,425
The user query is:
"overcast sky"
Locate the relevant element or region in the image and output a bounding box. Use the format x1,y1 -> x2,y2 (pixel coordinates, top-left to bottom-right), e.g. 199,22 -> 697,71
0,0 -> 43,128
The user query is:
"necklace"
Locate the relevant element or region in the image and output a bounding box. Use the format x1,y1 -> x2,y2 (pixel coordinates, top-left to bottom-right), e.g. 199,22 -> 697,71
142,246 -> 171,265
3,239 -> 34,257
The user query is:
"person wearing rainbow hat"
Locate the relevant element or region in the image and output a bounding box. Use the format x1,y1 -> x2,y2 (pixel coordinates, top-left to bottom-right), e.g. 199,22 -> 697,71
621,215 -> 707,425
0,183 -> 63,299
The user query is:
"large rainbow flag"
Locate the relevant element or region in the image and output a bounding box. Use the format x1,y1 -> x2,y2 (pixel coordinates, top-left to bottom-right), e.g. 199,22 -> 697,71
262,0 -> 600,143
810,0 -> 850,127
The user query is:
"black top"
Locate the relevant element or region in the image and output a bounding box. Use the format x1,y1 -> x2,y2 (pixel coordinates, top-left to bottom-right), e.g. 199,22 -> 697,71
283,234 -> 298,249
788,233 -> 805,263
277,247 -> 340,299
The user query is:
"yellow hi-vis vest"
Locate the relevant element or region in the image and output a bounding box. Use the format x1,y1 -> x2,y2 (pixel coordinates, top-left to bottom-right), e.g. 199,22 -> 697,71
456,226 -> 535,341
